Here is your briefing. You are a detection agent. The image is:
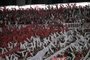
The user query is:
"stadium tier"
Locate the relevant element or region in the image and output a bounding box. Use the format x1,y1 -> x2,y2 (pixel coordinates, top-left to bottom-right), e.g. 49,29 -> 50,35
0,2 -> 90,60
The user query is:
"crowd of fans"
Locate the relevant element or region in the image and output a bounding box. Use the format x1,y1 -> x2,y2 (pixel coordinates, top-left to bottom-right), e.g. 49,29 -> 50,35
0,4 -> 90,25
0,4 -> 90,60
